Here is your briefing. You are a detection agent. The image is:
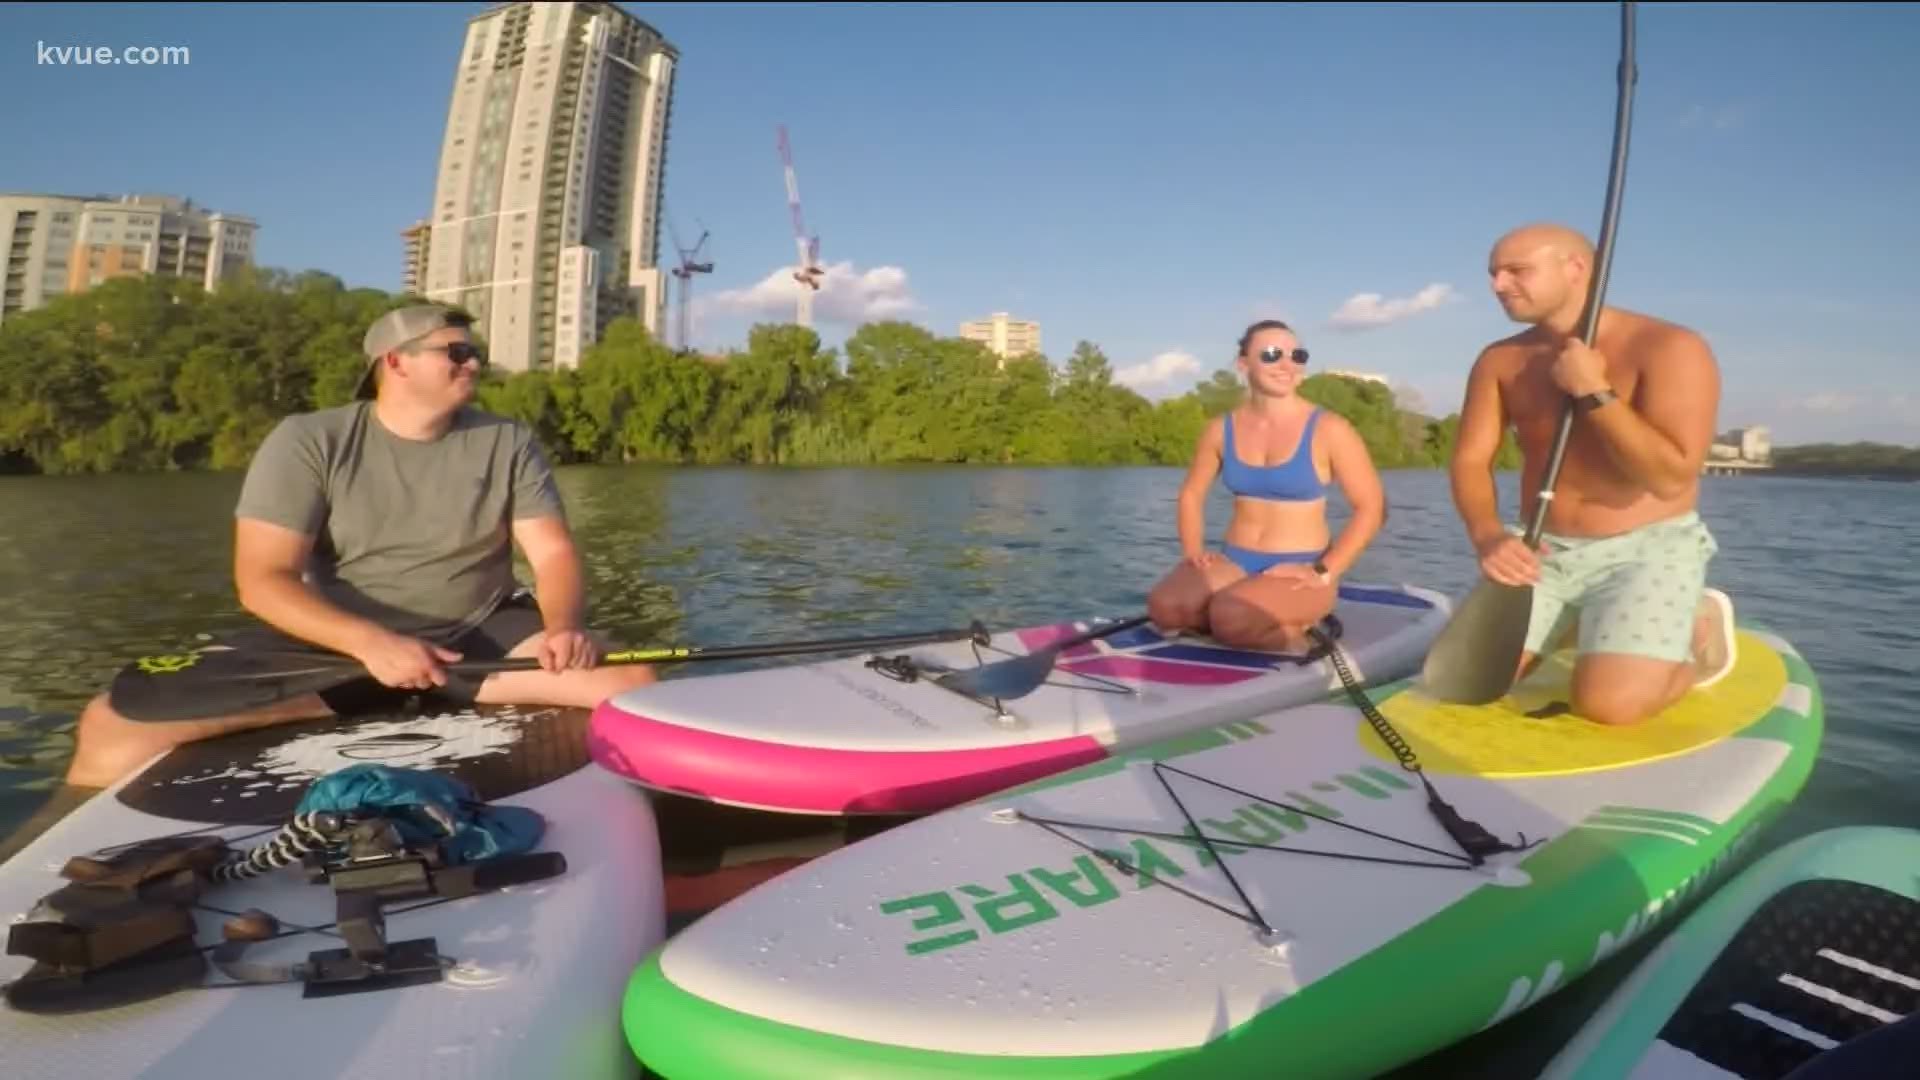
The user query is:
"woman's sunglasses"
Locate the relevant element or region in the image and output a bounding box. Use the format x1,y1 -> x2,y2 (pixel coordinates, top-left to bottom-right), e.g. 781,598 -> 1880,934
1259,346 -> 1309,365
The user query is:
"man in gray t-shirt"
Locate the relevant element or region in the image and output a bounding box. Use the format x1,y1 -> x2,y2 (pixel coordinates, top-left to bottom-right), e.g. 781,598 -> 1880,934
66,304 -> 660,788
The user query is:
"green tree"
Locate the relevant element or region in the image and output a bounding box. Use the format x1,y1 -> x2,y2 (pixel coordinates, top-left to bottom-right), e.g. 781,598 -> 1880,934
1190,370 -> 1244,419
0,268 -> 1537,475
1299,373 -> 1409,468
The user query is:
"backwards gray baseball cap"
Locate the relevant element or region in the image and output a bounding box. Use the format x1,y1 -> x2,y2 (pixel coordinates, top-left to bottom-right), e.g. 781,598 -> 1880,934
355,304 -> 474,400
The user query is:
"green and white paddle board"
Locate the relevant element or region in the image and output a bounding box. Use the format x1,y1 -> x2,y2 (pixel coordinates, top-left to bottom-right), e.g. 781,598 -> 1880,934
1541,825 -> 1920,1080
621,621 -> 1823,1078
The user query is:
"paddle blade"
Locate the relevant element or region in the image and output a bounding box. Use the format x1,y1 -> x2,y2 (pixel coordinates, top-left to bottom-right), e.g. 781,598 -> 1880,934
930,614 -> 1152,702
1418,580 -> 1535,705
932,650 -> 1057,702
109,647 -> 368,723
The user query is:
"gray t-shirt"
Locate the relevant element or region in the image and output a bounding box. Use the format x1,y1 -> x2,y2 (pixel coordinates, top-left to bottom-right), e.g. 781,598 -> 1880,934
234,402 -> 567,638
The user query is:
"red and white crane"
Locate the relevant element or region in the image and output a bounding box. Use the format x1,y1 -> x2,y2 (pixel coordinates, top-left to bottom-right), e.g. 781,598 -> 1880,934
776,124 -> 824,328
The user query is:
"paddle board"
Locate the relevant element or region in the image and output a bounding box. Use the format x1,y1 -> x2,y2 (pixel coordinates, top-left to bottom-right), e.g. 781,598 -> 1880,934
590,581 -> 1450,815
0,700 -> 664,1080
1541,825 -> 1920,1080
621,620 -> 1823,1079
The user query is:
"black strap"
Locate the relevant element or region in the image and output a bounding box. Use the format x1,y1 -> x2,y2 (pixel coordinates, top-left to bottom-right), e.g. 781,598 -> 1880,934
865,654 -> 928,683
983,627 -> 1547,940
2,935 -> 208,1015
1292,612 -> 1345,666
1310,625 -> 1538,864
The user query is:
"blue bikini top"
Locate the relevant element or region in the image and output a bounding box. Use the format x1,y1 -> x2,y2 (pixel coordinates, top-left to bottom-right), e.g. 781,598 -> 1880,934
1220,409 -> 1327,502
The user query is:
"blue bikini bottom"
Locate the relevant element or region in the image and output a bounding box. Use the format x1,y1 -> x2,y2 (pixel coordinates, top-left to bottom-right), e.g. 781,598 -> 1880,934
1222,543 -> 1321,577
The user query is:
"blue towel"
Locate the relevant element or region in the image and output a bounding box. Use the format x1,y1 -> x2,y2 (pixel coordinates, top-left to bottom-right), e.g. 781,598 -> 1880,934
295,764 -> 545,865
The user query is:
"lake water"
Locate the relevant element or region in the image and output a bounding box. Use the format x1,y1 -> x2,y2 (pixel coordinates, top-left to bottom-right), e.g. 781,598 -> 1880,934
2,464 -> 1914,1075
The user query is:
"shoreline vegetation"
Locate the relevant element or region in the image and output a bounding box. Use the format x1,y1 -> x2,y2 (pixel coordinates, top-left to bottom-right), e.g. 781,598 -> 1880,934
1765,444 -> 1920,481
0,272 -> 1908,480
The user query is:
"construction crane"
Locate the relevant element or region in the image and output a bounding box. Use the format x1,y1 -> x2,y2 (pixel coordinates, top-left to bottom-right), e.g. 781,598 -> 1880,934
668,217 -> 713,354
776,124 -> 823,327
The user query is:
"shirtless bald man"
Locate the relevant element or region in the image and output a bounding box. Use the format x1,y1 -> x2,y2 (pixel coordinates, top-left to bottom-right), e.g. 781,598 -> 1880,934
1448,222 -> 1738,725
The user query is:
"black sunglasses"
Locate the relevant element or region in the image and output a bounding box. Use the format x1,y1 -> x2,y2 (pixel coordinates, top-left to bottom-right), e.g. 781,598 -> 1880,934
1259,345 -> 1309,364
413,341 -> 486,366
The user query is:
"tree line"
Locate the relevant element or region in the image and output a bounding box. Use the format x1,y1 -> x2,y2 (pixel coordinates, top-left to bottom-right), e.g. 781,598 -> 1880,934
0,270 -> 1521,475
1770,443 -> 1920,479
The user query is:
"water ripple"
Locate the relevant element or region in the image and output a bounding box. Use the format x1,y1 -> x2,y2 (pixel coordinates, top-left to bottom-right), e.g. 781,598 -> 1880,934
1,466 -> 1912,832
2,466 -> 1914,1078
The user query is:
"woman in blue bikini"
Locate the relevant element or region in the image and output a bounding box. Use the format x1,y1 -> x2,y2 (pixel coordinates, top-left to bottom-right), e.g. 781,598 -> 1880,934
1147,319 -> 1387,652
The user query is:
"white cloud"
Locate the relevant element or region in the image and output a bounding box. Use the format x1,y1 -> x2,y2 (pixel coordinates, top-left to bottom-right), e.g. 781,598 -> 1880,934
697,260 -> 919,326
1327,283 -> 1458,331
1113,350 -> 1202,393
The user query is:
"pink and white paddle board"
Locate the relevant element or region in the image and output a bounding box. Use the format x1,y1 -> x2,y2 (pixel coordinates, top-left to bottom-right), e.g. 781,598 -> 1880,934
588,583 -> 1450,816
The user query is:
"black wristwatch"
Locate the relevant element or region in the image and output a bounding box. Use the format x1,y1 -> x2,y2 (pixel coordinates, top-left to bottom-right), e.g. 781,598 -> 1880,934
1312,557 -> 1331,584
1575,388 -> 1619,413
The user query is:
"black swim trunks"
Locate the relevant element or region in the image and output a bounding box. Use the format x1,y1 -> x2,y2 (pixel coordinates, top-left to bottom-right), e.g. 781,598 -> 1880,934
196,590 -> 547,716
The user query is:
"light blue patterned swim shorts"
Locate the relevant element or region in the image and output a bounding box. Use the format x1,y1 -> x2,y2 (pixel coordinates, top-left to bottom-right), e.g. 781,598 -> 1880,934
1521,511 -> 1720,663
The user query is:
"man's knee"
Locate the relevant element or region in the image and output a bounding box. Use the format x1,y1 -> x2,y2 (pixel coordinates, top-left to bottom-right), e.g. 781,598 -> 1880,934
74,692 -> 139,753
473,656 -> 658,710
68,693 -> 183,786
68,688 -> 330,787
1573,688 -> 1656,727
558,661 -> 657,709
601,662 -> 657,695
1570,664 -> 1677,726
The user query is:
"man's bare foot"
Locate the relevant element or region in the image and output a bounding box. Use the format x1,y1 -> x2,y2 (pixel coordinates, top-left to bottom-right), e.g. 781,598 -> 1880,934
1691,588 -> 1737,689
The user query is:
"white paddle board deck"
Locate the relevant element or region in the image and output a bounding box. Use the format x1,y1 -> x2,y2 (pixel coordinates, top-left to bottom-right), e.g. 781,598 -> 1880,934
621,623 -> 1823,1078
590,582 -> 1450,815
0,702 -> 663,1080
1541,825 -> 1920,1080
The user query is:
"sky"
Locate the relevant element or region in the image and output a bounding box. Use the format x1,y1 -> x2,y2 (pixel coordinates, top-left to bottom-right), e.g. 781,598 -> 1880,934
4,2 -> 1916,445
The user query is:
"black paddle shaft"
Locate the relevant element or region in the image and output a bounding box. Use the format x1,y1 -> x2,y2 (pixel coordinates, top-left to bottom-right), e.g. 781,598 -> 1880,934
444,623 -> 995,674
1523,1 -> 1639,549
1416,2 -> 1641,707
109,622 -> 992,723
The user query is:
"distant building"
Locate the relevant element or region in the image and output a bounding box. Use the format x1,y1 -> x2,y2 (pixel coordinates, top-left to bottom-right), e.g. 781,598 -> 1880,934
1,192 -> 257,326
420,1 -> 678,374
1712,426 -> 1772,463
1705,425 -> 1772,475
401,219 -> 432,295
960,312 -> 1041,365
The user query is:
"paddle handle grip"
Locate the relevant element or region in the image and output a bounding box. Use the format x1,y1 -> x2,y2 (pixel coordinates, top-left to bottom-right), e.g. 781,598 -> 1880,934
1523,0 -> 1637,549
444,624 -> 989,675
435,851 -> 568,899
